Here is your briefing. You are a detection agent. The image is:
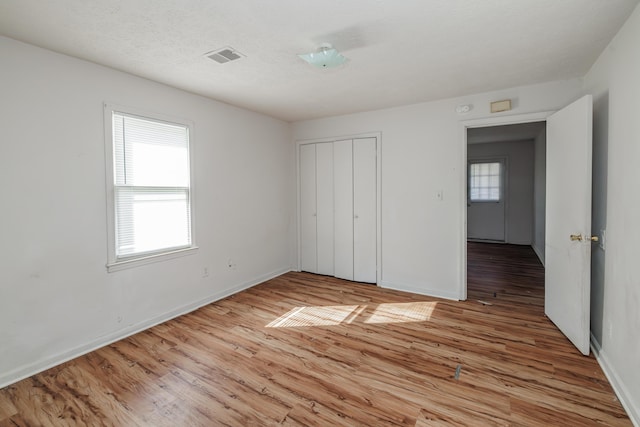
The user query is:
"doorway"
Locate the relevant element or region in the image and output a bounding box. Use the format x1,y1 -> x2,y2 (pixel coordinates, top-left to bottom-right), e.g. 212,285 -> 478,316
466,122 -> 546,247
465,121 -> 547,303
461,96 -> 594,355
459,112 -> 551,301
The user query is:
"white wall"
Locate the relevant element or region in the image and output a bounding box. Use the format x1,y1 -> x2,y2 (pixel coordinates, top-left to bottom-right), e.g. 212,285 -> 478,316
467,140 -> 535,245
532,127 -> 547,263
0,36 -> 294,387
583,4 -> 640,424
293,79 -> 583,300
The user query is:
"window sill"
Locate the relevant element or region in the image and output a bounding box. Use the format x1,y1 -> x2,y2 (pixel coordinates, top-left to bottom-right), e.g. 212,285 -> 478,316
107,246 -> 199,273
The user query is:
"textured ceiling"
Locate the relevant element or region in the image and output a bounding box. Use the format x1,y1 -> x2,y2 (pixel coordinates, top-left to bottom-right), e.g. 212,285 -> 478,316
0,0 -> 637,122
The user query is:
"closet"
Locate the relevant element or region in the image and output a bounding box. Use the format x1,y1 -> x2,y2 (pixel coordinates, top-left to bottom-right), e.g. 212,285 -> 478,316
299,137 -> 377,283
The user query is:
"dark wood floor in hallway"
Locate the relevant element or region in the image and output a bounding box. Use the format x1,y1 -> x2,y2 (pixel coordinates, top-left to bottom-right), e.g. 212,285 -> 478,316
0,244 -> 631,425
467,241 -> 545,309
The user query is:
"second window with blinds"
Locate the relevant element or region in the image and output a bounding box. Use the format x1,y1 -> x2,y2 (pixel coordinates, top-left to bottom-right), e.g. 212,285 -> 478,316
104,104 -> 196,272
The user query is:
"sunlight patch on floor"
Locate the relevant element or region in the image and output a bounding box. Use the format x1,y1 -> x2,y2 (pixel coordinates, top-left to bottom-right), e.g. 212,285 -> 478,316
266,305 -> 361,328
266,301 -> 437,328
364,302 -> 437,324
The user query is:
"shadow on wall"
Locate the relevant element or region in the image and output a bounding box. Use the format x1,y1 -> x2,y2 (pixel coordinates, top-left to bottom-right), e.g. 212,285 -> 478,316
590,91 -> 609,345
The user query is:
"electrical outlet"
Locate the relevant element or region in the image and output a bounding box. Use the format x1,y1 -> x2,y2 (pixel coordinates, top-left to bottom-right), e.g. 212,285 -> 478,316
227,258 -> 236,269
436,190 -> 444,201
202,267 -> 209,278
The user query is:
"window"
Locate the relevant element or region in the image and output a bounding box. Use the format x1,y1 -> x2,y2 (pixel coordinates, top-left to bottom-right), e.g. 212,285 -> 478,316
469,161 -> 502,202
105,105 -> 195,271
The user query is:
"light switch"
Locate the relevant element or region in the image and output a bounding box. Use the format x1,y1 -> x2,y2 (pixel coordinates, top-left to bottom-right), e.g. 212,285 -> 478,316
436,190 -> 444,201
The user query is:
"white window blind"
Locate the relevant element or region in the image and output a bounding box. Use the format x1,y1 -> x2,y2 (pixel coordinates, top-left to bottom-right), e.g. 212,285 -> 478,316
469,162 -> 501,201
111,112 -> 192,260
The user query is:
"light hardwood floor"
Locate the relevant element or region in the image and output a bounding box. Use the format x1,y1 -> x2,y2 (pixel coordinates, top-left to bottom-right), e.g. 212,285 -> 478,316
0,243 -> 631,426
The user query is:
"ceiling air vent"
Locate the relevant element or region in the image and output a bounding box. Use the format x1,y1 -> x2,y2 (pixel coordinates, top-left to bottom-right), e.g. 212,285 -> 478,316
206,47 -> 244,64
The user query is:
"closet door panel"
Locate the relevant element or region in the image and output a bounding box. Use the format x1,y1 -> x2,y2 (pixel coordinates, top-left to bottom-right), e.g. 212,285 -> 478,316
353,138 -> 377,283
315,143 -> 334,276
299,144 -> 317,273
333,139 -> 354,281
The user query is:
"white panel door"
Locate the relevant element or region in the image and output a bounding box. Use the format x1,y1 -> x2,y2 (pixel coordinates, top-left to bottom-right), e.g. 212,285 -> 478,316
316,143 -> 334,276
545,95 -> 593,355
299,144 -> 317,273
353,138 -> 377,283
333,139 -> 354,281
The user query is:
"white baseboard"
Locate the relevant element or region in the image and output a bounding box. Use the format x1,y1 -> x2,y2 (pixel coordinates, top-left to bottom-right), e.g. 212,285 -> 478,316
591,333 -> 639,427
531,243 -> 545,266
378,280 -> 460,301
0,267 -> 291,390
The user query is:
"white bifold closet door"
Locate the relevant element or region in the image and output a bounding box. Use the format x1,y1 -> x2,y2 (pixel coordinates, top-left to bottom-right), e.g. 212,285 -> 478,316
300,138 -> 376,283
352,138 -> 377,283
299,144 -> 317,273
333,140 -> 354,280
334,138 -> 376,283
300,143 -> 334,275
315,143 -> 334,275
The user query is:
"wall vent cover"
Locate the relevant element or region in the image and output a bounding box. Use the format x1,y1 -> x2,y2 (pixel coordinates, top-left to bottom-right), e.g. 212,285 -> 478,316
206,47 -> 244,64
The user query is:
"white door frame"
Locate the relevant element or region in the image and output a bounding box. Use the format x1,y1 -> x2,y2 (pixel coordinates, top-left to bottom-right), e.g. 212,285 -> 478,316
295,132 -> 382,284
460,112 -> 553,300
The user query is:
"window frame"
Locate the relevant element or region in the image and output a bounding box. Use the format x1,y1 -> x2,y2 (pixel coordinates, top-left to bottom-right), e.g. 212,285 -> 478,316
104,103 -> 197,272
468,158 -> 505,204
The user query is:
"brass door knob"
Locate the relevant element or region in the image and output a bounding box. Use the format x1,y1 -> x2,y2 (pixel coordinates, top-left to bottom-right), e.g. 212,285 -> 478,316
570,234 -> 599,242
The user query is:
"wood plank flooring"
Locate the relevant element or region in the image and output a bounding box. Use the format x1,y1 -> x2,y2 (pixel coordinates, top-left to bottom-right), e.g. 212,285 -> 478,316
0,243 -> 631,426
